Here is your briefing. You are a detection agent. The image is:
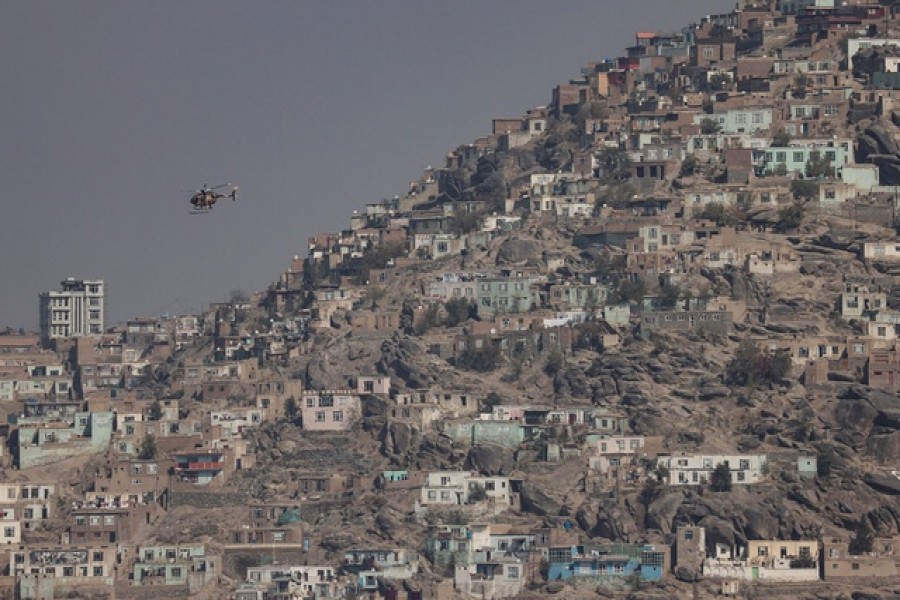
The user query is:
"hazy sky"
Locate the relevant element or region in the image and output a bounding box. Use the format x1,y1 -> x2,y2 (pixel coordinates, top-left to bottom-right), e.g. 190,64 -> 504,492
1,1 -> 729,329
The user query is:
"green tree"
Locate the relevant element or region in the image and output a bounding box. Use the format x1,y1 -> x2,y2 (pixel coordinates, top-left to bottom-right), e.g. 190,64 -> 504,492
610,278 -> 646,304
147,400 -> 163,421
700,118 -> 721,135
849,518 -> 875,555
596,147 -> 632,182
137,433 -> 158,460
772,129 -> 791,147
708,73 -> 731,92
544,349 -> 564,376
776,202 -> 805,232
364,285 -> 387,309
680,155 -> 699,177
284,396 -> 298,421
805,151 -> 834,178
457,338 -> 503,372
481,392 -> 503,413
695,201 -> 731,226
790,180 -> 818,201
726,339 -> 792,387
444,298 -> 473,327
774,162 -> 789,176
468,483 -> 488,503
710,463 -> 733,492
792,74 -> 811,99
449,211 -> 481,235
414,303 -> 443,335
659,282 -> 681,309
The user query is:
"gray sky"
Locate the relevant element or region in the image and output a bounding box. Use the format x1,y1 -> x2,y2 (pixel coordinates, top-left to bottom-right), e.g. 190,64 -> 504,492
1,0 -> 729,329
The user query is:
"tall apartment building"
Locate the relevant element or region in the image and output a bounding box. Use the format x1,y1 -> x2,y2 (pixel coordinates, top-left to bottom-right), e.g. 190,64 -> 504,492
39,278 -> 104,341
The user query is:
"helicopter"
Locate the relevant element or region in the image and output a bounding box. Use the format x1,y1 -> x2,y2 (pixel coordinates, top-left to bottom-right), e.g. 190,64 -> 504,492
188,183 -> 239,213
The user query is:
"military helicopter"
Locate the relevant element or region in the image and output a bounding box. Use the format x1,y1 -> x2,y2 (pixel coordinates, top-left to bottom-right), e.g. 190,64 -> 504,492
188,183 -> 239,214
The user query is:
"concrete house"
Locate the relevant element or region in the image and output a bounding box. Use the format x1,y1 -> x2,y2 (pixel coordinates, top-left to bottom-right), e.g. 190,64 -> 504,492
14,411 -> 113,469
703,539 -> 820,581
862,240 -> 900,261
823,536 -> 899,579
243,564 -> 339,599
420,471 -> 520,508
840,283 -> 887,318
548,542 -> 670,582
132,544 -> 216,592
12,545 -> 117,591
300,390 -> 360,432
657,453 -> 768,486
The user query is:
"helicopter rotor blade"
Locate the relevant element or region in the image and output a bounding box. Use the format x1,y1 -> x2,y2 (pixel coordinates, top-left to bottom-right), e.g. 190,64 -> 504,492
210,183 -> 230,190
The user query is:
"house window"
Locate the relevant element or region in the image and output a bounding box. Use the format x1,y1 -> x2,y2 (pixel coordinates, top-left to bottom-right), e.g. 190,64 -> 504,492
3,527 -> 13,538
93,552 -> 104,561
852,563 -> 860,570
171,567 -> 183,577
507,566 -> 520,579
93,566 -> 103,576
684,529 -> 694,540
306,398 -> 315,407
332,411 -> 343,422
315,411 -> 326,422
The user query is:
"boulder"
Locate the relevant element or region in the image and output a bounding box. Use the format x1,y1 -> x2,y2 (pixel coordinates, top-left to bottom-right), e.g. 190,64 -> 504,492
520,482 -> 562,516
856,133 -> 880,162
865,124 -> 898,155
835,398 -> 879,429
496,239 -> 539,265
381,422 -> 414,456
673,565 -> 700,583
875,409 -> 900,430
645,492 -> 683,533
863,472 -> 900,495
465,444 -> 515,476
868,154 -> 900,185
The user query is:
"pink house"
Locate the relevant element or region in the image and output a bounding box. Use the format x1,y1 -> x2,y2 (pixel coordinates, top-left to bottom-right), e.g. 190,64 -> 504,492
301,390 -> 360,431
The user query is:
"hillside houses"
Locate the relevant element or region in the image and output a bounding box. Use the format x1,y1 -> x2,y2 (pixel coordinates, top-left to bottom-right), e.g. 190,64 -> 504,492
12,1 -> 900,597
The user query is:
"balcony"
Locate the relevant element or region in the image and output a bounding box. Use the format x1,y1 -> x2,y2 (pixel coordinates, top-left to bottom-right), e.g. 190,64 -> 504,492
177,462 -> 223,471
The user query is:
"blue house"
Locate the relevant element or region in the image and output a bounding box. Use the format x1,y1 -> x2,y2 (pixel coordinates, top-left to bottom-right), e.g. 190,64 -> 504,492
548,543 -> 669,582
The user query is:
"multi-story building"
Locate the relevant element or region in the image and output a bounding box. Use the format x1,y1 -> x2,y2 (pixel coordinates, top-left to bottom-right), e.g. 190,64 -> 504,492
823,536 -> 900,579
132,544 -> 216,592
300,390 -> 359,432
419,471 -> 520,507
38,278 -> 104,342
656,454 -> 767,486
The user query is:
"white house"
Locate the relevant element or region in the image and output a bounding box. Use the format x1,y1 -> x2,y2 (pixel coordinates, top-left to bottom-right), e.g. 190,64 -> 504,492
657,454 -> 767,486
